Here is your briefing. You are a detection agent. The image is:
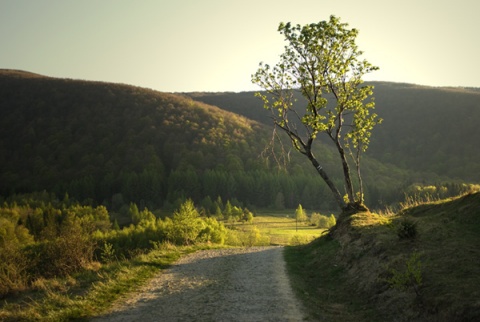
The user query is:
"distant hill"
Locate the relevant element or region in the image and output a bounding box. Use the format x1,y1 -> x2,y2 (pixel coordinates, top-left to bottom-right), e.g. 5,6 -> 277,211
0,70 -> 472,210
369,82 -> 480,181
185,82 -> 480,183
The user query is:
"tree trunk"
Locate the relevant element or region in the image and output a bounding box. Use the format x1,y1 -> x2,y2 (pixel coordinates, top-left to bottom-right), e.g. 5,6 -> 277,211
335,141 -> 355,203
354,147 -> 364,204
307,152 -> 346,210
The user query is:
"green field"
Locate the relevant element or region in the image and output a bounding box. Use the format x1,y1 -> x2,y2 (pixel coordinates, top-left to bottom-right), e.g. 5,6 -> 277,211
232,211 -> 327,245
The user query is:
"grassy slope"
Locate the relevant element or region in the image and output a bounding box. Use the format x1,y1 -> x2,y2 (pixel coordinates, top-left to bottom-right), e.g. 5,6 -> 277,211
285,192 -> 480,321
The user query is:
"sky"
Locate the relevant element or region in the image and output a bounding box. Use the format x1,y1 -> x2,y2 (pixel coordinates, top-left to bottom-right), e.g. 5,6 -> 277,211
1,0 -> 479,92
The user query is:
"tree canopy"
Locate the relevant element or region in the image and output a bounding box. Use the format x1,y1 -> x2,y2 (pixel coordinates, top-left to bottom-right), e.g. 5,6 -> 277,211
252,16 -> 381,214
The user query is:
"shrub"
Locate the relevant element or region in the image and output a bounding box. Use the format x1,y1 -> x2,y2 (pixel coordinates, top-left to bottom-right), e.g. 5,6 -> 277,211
198,217 -> 227,244
289,235 -> 312,246
225,226 -> 269,247
0,241 -> 29,297
242,209 -> 254,223
34,216 -> 96,277
312,213 -> 337,229
387,252 -> 423,296
244,226 -> 261,247
397,218 -> 417,239
99,242 -> 116,263
310,213 -> 321,226
225,229 -> 241,246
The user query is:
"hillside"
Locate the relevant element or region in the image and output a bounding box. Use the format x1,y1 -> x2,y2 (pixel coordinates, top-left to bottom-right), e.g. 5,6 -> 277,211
286,191 -> 480,321
185,82 -> 480,183
0,70 -> 473,211
2,69 -> 386,211
0,70 -> 272,209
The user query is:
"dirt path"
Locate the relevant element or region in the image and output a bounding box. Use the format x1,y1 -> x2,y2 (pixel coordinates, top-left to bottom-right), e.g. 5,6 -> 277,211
92,246 -> 306,321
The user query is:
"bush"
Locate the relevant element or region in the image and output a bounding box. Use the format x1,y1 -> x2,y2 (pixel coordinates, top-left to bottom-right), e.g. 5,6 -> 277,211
38,236 -> 95,277
244,226 -> 261,247
311,213 -> 336,229
387,252 -> 423,296
198,217 -> 227,244
99,242 -> 116,263
397,218 -> 417,239
33,216 -> 96,277
289,235 -> 313,246
0,241 -> 29,297
225,226 -> 269,247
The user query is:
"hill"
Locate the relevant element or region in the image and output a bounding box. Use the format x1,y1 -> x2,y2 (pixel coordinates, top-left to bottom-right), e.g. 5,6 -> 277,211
0,70 -> 473,211
184,82 -> 480,183
0,70 -> 273,209
286,191 -> 480,321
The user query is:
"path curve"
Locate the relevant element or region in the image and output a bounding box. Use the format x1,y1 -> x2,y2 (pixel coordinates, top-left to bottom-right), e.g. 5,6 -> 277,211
92,246 -> 306,321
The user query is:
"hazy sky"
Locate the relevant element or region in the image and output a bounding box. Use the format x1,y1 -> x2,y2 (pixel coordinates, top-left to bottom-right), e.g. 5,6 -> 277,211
1,0 -> 479,92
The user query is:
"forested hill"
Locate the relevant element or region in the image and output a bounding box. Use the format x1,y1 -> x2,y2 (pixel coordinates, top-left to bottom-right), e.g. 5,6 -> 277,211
0,70 -> 275,209
185,82 -> 480,183
0,70 -> 474,211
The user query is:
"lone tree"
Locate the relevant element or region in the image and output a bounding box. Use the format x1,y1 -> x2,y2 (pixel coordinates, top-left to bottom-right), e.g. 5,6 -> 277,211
252,16 -> 381,215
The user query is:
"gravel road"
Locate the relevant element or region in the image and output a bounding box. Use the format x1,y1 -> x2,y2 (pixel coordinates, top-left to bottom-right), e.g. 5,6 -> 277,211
92,246 -> 306,321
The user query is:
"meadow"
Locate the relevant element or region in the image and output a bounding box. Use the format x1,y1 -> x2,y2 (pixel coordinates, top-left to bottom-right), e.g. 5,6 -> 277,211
232,211 -> 327,245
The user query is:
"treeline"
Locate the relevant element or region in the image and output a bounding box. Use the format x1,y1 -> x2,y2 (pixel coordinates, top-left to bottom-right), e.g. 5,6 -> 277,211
46,167 -> 459,215
66,169 -> 339,212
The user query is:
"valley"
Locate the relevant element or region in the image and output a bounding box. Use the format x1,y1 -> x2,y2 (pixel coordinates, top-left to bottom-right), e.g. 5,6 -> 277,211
0,69 -> 479,321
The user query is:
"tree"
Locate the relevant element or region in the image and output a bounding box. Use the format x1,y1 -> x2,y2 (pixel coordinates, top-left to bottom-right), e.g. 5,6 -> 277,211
295,204 -> 308,222
252,16 -> 381,215
170,199 -> 203,245
295,204 -> 307,232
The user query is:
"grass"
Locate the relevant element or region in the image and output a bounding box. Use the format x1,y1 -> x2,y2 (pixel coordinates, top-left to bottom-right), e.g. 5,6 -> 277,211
284,192 -> 480,321
0,244 -> 218,321
285,237 -> 380,321
232,211 -> 326,245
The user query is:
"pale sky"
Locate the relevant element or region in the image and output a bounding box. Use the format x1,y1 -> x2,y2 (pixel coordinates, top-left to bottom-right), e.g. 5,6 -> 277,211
1,0 -> 479,92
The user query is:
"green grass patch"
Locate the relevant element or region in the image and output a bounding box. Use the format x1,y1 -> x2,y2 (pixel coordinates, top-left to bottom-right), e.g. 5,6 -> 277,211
233,213 -> 326,245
